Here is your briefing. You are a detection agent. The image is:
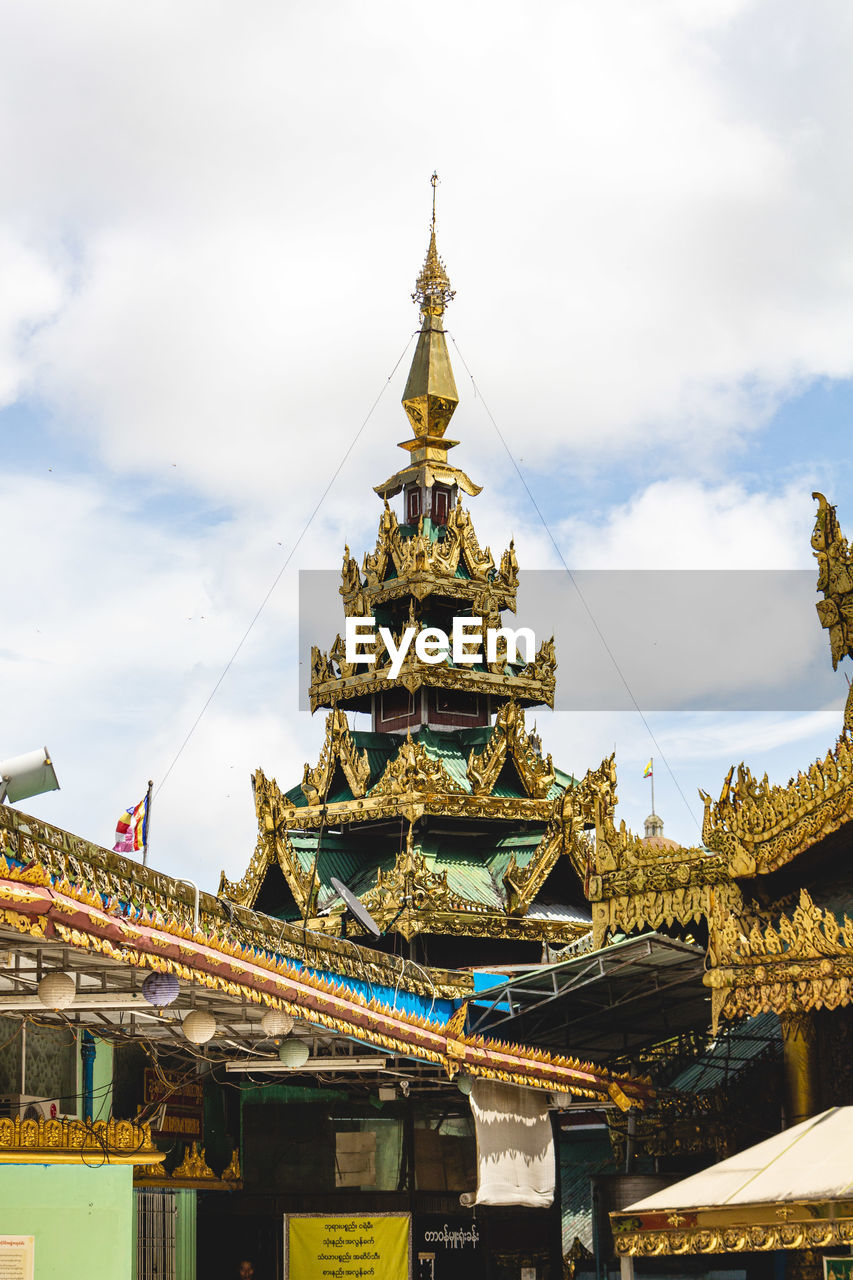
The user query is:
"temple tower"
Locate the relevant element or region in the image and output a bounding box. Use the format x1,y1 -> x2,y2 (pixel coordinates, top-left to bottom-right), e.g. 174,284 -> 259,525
220,178 -> 589,966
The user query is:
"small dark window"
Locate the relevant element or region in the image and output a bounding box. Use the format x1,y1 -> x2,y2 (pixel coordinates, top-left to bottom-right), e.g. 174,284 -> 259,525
407,487 -> 421,523
432,486 -> 449,524
380,688 -> 416,723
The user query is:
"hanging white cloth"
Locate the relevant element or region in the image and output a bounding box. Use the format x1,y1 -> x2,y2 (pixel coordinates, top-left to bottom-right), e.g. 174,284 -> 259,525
462,1079 -> 555,1208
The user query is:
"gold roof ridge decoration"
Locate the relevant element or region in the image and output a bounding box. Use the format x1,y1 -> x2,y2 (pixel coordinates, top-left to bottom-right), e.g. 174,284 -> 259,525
0,801 -> 461,998
467,700 -> 555,800
707,887 -> 853,1029
0,854 -> 651,1105
300,708 -> 370,803
813,490 -> 853,729
700,730 -> 853,875
558,754 -> 718,948
0,1114 -> 163,1166
341,504 -> 518,615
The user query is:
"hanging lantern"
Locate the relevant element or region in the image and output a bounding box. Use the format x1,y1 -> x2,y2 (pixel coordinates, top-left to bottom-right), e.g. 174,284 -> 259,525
37,971 -> 75,1010
182,1009 -> 216,1044
278,1039 -> 310,1069
456,1074 -> 473,1097
142,971 -> 180,1008
261,1008 -> 294,1038
550,1090 -> 573,1109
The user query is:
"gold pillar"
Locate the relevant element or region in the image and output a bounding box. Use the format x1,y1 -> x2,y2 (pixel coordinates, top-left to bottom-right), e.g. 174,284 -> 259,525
780,1012 -> 819,1126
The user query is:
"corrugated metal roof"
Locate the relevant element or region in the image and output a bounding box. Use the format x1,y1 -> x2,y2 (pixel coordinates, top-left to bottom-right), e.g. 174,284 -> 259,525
419,845 -> 505,909
669,1011 -> 781,1094
284,781 -> 308,807
526,901 -> 592,924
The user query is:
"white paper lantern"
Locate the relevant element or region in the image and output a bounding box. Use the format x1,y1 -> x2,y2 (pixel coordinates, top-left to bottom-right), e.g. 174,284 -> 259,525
550,1090 -> 573,1109
456,1074 -> 473,1096
261,1008 -> 294,1038
278,1039 -> 310,1069
142,971 -> 180,1008
182,1009 -> 216,1044
38,971 -> 75,1010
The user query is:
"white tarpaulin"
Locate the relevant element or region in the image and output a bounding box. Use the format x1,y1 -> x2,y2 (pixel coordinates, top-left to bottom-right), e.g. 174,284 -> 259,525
463,1080 -> 555,1208
624,1107 -> 853,1212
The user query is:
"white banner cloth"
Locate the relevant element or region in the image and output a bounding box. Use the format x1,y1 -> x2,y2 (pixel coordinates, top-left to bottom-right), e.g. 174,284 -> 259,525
464,1079 -> 555,1208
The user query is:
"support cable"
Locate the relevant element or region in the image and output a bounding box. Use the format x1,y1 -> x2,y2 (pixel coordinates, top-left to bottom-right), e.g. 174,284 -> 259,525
155,334 -> 416,797
448,333 -> 700,832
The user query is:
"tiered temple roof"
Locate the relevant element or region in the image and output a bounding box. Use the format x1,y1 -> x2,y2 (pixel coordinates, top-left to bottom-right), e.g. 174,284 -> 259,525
222,182 -> 588,958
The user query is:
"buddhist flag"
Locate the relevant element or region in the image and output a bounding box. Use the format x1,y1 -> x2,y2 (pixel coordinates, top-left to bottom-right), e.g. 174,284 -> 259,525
113,794 -> 149,853
643,759 -> 653,778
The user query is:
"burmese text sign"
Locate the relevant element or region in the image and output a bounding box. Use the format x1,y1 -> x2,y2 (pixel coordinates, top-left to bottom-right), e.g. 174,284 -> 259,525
285,1213 -> 410,1280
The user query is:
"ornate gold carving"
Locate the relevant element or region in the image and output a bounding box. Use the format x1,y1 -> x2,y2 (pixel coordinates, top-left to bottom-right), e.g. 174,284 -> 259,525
467,702 -> 555,799
135,1144 -> 242,1190
265,790 -> 555,831
220,758 -> 586,945
413,178 -> 455,317
707,889 -> 853,1026
0,1115 -> 162,1165
502,794 -> 567,917
219,770 -> 318,915
700,734 -> 853,875
310,650 -> 555,713
564,1238 -> 594,1280
371,734 -> 466,798
558,754 -> 727,946
717,889 -> 853,964
0,803 -> 466,1001
172,1142 -> 218,1181
301,709 -> 370,802
0,852 -> 648,1104
359,826 -> 485,941
813,492 -> 853,729
613,1218 -> 853,1257
341,503 -> 517,616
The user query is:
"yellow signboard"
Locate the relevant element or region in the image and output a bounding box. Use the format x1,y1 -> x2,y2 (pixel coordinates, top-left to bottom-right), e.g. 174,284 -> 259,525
286,1213 -> 409,1280
0,1236 -> 35,1280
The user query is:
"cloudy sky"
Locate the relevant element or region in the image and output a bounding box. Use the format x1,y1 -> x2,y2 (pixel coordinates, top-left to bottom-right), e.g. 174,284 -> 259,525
2,0 -> 853,885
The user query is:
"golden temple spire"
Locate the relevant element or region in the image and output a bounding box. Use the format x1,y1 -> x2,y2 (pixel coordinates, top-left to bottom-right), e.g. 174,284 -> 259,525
412,173 -> 456,318
375,174 -> 480,502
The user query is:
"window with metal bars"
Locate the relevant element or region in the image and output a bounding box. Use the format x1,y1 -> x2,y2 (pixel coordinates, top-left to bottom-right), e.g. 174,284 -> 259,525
136,1188 -> 177,1280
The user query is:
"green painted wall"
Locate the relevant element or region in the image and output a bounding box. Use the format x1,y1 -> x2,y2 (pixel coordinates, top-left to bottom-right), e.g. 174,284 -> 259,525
89,1036 -> 114,1121
176,1190 -> 197,1280
0,1164 -> 133,1279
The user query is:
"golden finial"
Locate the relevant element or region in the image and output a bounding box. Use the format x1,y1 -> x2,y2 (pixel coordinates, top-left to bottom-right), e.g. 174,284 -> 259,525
413,172 -> 455,316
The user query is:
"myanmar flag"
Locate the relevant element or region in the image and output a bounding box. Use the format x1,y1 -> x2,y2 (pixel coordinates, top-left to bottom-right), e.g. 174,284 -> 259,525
643,759 -> 653,778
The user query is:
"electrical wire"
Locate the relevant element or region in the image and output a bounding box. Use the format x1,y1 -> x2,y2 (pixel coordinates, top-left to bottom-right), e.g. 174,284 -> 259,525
154,333 -> 417,798
448,332 -> 700,833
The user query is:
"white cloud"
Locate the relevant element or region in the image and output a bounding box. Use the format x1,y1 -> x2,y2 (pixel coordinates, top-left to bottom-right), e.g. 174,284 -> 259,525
0,230 -> 63,407
1,0 -> 852,889
559,479 -> 815,568
0,0 -> 848,501
0,470 -> 341,879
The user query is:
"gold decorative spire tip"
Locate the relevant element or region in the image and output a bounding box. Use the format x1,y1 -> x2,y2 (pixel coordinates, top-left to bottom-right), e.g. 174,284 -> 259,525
413,171 -> 455,316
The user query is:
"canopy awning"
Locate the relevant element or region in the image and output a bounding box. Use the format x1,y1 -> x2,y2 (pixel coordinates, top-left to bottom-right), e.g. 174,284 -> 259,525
611,1107 -> 853,1257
